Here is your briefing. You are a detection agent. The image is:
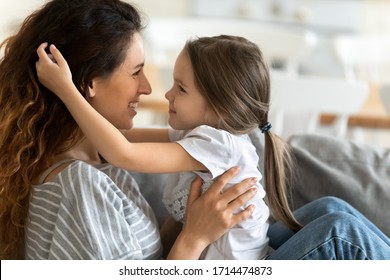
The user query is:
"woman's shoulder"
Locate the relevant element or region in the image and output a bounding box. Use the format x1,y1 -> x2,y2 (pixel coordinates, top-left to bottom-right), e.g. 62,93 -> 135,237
28,160 -> 161,260
37,160 -> 138,194
40,159 -> 106,184
33,160 -> 145,214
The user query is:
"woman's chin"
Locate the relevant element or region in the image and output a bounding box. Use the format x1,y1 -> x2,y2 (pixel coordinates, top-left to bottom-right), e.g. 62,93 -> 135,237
118,121 -> 134,130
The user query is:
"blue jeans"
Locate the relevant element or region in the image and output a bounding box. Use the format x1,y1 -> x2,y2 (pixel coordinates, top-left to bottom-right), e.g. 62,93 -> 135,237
267,196 -> 390,260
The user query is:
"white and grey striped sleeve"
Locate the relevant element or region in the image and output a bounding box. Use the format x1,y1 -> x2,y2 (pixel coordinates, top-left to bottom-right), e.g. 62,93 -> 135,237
26,162 -> 161,260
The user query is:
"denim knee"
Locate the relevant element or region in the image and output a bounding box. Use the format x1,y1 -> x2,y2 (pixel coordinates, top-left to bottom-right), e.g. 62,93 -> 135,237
316,196 -> 347,207
312,196 -> 353,213
294,196 -> 352,225
308,211 -> 389,259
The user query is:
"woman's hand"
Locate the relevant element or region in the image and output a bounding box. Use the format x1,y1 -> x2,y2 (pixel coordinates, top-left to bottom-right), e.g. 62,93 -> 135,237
35,42 -> 74,99
167,167 -> 257,259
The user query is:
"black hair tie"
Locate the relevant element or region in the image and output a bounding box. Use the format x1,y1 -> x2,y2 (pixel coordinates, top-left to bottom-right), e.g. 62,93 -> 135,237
259,122 -> 272,133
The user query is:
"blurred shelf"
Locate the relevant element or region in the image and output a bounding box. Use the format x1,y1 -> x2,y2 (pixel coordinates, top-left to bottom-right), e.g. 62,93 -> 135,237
321,84 -> 390,129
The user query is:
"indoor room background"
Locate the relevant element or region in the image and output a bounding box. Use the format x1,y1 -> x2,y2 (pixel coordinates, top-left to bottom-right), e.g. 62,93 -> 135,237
1,0 -> 390,147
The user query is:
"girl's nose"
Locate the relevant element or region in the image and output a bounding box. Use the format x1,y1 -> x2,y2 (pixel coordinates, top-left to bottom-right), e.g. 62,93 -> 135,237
165,87 -> 173,101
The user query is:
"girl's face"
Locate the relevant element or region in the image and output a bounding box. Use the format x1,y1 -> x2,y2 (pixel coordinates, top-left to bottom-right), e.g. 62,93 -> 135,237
88,32 -> 151,129
165,50 -> 217,130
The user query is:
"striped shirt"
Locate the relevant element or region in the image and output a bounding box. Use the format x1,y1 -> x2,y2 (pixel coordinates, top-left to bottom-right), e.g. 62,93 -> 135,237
25,160 -> 162,260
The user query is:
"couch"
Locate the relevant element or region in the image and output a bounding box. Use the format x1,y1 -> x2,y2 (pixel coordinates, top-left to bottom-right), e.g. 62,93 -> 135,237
133,129 -> 390,237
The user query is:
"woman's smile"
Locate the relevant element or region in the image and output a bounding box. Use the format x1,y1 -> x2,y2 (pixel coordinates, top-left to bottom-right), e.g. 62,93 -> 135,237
128,101 -> 139,116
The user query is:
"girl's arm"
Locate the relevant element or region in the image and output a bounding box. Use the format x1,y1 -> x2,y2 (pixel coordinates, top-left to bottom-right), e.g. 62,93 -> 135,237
167,167 -> 258,260
36,43 -> 205,174
122,128 -> 170,143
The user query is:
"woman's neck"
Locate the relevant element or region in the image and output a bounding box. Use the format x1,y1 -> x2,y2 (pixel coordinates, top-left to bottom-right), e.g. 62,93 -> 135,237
33,137 -> 102,184
54,137 -> 102,165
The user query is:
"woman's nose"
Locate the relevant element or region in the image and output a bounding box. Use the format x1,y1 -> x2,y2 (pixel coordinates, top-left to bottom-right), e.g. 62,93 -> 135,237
139,71 -> 152,95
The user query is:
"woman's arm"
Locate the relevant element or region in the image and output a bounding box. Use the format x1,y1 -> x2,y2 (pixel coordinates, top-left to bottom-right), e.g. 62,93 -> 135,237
167,167 -> 258,260
36,43 -> 205,174
159,217 -> 182,259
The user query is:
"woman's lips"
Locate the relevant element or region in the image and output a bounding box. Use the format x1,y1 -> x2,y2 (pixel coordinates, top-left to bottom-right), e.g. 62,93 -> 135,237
128,102 -> 138,110
128,102 -> 138,116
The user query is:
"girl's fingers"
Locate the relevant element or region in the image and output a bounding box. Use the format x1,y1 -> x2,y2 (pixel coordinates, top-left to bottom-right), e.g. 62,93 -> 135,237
36,42 -> 50,61
36,43 -> 64,66
47,54 -> 57,63
48,44 -> 66,68
36,42 -> 57,71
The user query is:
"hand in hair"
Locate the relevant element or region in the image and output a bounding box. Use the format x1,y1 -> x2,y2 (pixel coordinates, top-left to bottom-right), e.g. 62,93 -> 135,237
36,42 -> 75,100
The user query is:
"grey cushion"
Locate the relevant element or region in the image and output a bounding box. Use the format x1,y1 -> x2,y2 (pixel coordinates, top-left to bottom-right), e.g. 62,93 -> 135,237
131,172 -> 169,226
134,129 -> 390,237
287,134 -> 390,237
248,129 -> 390,236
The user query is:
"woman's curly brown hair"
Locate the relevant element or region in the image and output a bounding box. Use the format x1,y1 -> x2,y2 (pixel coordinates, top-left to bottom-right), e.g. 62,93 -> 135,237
0,0 -> 144,259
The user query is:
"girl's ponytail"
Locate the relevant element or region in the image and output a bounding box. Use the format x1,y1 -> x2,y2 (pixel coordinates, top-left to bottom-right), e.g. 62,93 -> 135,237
261,124 -> 302,232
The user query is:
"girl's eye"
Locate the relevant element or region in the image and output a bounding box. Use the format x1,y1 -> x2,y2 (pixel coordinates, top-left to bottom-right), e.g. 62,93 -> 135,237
178,85 -> 186,94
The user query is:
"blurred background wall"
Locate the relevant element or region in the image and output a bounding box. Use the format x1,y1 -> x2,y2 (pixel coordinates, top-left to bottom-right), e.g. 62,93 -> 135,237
2,0 -> 390,79
2,0 -> 390,146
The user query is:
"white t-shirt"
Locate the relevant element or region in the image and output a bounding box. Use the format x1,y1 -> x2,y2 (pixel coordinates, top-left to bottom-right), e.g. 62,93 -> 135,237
163,125 -> 270,260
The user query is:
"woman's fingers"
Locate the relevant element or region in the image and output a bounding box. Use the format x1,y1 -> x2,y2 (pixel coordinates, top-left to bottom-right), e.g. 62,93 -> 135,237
206,166 -> 241,196
179,168 -> 258,253
187,176 -> 203,207
216,176 -> 258,227
202,166 -> 258,213
230,204 -> 256,226
219,177 -> 258,208
226,179 -> 257,215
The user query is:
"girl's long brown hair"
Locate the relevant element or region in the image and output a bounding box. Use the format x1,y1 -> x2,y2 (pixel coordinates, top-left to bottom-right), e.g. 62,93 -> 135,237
185,35 -> 302,231
0,0 -> 143,259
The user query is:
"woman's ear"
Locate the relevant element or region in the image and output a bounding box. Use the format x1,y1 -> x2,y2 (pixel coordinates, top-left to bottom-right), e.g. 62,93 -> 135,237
87,80 -> 96,99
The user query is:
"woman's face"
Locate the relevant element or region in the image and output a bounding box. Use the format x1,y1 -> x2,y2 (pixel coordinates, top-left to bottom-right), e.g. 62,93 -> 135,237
88,32 -> 151,129
165,50 -> 216,130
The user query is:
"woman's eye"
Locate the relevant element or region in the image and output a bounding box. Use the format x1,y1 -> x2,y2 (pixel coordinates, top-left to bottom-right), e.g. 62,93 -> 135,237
132,69 -> 141,77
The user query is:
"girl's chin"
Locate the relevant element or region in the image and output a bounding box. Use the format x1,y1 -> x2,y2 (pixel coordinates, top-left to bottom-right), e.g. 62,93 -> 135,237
167,119 -> 176,129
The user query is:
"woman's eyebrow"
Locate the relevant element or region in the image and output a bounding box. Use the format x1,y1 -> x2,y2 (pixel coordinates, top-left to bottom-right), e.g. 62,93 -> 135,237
133,62 -> 144,70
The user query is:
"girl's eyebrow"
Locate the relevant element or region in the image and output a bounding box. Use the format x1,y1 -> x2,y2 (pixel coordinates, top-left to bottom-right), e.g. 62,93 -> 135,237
173,77 -> 188,88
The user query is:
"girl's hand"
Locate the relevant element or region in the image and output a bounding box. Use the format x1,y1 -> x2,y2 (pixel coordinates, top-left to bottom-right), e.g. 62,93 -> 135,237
167,167 -> 257,259
35,42 -> 74,99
